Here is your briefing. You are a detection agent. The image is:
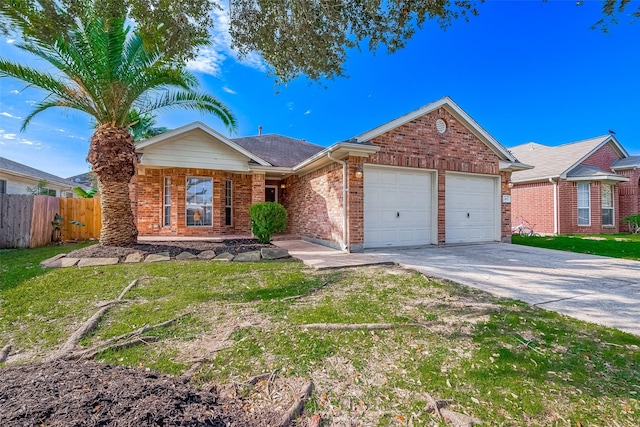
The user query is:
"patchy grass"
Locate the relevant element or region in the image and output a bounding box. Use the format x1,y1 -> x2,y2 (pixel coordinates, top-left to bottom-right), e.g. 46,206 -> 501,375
0,241 -> 96,292
1,246 -> 639,425
513,233 -> 640,260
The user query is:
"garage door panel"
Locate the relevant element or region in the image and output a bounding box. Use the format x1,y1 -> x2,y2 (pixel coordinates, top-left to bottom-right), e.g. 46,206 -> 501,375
364,167 -> 434,248
445,173 -> 498,244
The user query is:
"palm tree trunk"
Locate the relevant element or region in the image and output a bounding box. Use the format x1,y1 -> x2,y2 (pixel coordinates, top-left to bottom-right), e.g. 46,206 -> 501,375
88,124 -> 138,246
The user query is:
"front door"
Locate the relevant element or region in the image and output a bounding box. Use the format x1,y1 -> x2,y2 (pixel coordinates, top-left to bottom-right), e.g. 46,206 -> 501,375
265,185 -> 278,203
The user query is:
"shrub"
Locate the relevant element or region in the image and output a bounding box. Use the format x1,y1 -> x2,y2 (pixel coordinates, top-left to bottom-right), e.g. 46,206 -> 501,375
622,214 -> 640,234
249,202 -> 288,243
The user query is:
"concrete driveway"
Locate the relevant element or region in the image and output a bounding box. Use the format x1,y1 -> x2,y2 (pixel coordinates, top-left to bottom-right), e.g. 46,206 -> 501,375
368,243 -> 640,336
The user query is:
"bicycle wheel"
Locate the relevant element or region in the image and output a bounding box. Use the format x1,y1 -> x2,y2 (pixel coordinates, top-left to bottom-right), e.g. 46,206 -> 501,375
520,227 -> 534,237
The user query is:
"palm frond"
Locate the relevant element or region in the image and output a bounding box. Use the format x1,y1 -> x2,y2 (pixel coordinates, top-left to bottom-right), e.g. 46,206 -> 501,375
135,91 -> 237,132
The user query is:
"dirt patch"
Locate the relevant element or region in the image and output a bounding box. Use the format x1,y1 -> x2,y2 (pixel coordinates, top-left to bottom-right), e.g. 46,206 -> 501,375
0,360 -> 280,427
66,239 -> 272,262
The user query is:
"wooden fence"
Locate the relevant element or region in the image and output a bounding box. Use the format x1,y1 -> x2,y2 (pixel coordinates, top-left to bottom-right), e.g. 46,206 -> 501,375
59,197 -> 101,241
0,195 -> 101,248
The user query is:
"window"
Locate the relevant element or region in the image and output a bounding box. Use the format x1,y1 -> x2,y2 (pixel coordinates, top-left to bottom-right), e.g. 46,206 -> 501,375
64,191 -> 74,198
0,179 -> 6,194
602,183 -> 614,226
41,188 -> 56,196
577,182 -> 590,226
225,180 -> 232,226
163,177 -> 171,227
186,177 -> 212,226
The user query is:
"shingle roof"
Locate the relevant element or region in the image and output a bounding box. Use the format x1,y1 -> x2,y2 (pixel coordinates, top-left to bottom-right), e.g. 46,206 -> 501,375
231,134 -> 325,167
566,165 -> 615,178
0,156 -> 79,187
66,172 -> 95,187
509,135 -> 611,182
612,155 -> 640,170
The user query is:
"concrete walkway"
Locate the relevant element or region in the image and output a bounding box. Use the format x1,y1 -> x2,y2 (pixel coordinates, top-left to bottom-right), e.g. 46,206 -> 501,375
272,240 -> 391,269
369,243 -> 640,336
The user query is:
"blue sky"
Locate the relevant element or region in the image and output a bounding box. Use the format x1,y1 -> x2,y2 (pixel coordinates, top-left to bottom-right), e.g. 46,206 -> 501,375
1,0 -> 640,177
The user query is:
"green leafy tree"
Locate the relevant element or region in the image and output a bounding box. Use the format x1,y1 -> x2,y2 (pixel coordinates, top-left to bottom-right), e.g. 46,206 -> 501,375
0,18 -> 236,246
26,178 -> 51,195
126,110 -> 169,141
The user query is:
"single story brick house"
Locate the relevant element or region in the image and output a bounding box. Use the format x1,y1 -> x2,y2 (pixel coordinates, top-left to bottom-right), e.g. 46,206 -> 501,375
131,97 -> 530,251
509,135 -> 640,234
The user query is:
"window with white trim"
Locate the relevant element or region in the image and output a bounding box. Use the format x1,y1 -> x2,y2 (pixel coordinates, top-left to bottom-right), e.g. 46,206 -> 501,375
186,177 -> 212,227
0,179 -> 6,194
163,177 -> 171,227
225,180 -> 232,226
577,182 -> 590,226
601,183 -> 614,226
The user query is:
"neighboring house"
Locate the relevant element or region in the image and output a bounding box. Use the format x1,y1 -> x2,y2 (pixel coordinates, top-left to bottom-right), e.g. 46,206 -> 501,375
509,135 -> 640,234
67,172 -> 97,190
132,97 -> 529,251
0,156 -> 85,197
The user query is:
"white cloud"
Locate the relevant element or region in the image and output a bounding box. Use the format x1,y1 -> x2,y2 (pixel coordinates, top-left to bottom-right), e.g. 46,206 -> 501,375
9,90 -> 20,95
25,100 -> 37,105
6,38 -> 15,44
186,5 -> 266,76
1,111 -> 21,119
222,86 -> 237,94
304,110 -> 312,115
19,140 -> 34,145
56,128 -> 65,133
286,102 -> 294,111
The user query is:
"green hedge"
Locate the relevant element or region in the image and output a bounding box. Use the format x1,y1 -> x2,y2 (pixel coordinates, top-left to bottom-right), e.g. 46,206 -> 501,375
249,202 -> 288,243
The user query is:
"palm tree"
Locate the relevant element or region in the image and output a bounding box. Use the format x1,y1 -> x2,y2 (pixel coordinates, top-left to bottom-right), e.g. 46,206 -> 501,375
127,110 -> 169,142
0,18 -> 236,246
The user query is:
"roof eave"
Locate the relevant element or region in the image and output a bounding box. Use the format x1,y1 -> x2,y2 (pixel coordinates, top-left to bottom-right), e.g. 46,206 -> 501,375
499,161 -> 534,172
292,142 -> 380,174
0,168 -> 80,189
566,175 -> 629,182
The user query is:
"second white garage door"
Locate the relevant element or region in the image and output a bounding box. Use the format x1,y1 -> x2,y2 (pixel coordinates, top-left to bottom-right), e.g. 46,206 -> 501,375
445,173 -> 499,244
364,166 -> 435,248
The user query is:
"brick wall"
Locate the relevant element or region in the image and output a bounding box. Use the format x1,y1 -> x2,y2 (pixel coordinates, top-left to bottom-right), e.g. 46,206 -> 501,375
134,167 -> 255,237
281,162 -> 345,247
582,143 -> 621,170
617,169 -> 640,231
511,181 -> 555,234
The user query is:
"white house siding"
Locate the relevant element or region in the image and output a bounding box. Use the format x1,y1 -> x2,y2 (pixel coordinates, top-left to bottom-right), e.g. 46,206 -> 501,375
140,129 -> 251,172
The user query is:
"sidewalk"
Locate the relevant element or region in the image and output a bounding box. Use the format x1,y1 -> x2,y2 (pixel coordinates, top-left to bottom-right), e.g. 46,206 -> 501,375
272,240 -> 391,269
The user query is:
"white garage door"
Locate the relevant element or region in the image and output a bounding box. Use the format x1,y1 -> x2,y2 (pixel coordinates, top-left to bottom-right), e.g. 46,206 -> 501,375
364,166 -> 435,248
445,173 -> 499,244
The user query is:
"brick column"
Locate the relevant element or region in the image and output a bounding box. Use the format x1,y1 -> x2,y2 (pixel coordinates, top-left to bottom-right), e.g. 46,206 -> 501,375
251,173 -> 265,204
346,157 -> 364,252
500,171 -> 512,241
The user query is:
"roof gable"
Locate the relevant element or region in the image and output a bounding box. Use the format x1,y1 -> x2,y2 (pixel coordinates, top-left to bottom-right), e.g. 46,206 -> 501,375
352,96 -> 518,163
510,135 -> 627,182
136,122 -> 271,167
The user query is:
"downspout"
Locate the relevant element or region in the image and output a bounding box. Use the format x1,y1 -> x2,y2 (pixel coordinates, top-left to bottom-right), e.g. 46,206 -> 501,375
549,178 -> 558,234
327,152 -> 348,252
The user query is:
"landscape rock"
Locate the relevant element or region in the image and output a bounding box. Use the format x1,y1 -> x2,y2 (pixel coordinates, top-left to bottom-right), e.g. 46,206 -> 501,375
260,247 -> 290,260
144,252 -> 170,263
40,254 -> 67,268
233,251 -> 261,262
123,252 -> 144,263
59,258 -> 81,267
77,258 -> 119,267
214,252 -> 235,261
197,250 -> 217,260
176,251 -> 198,261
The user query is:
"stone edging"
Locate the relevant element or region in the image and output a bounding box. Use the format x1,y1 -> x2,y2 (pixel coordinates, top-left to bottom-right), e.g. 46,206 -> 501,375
40,247 -> 291,268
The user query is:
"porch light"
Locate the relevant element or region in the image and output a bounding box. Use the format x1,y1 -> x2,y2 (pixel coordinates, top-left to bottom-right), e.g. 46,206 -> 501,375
508,179 -> 513,188
280,183 -> 286,189
355,166 -> 363,179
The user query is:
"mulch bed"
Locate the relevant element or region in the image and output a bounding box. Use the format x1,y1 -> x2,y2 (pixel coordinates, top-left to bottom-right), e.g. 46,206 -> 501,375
0,361 -> 279,427
66,239 -> 273,262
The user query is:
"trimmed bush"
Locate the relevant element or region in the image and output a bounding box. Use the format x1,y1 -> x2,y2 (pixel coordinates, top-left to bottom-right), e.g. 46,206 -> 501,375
249,202 -> 288,243
622,214 -> 640,234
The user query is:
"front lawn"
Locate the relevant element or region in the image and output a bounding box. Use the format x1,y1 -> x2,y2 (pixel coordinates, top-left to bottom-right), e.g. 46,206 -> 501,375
512,233 -> 640,260
1,245 -> 639,425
